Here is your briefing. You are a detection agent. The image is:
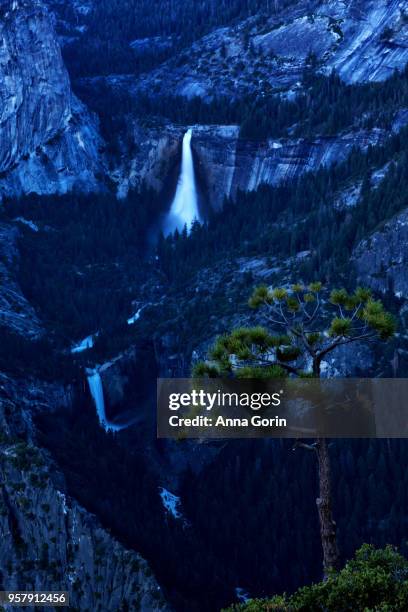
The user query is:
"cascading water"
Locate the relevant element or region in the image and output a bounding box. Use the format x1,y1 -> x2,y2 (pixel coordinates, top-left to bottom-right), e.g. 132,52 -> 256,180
71,333 -> 98,354
87,370 -> 124,433
164,128 -> 201,236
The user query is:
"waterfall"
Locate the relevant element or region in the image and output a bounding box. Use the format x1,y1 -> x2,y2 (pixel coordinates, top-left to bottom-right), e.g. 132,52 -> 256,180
87,370 -> 124,433
164,128 -> 201,236
71,333 -> 96,354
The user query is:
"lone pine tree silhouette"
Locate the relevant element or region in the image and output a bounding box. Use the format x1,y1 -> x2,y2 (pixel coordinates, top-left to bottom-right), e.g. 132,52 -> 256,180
194,283 -> 396,576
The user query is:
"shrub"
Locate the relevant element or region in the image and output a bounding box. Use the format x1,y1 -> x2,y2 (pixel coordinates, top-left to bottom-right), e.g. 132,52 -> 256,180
224,545 -> 408,611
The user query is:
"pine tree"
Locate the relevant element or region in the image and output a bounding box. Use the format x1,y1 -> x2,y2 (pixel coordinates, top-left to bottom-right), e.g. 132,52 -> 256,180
194,283 -> 396,576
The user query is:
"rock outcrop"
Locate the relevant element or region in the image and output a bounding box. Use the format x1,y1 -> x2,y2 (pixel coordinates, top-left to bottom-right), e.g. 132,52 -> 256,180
325,0 -> 408,84
126,0 -> 408,102
192,123 -> 402,211
0,372 -> 170,611
256,0 -> 408,85
108,111 -> 408,209
0,0 -> 103,199
353,209 -> 408,299
0,445 -> 168,611
0,223 -> 43,338
111,123 -> 183,199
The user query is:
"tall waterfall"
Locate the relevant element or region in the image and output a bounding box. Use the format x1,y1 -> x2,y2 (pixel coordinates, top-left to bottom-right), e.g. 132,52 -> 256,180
87,370 -> 124,433
164,128 -> 201,236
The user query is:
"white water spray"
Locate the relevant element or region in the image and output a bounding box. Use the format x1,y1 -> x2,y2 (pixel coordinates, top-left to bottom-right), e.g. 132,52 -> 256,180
164,128 -> 201,236
71,333 -> 96,354
87,370 -> 124,433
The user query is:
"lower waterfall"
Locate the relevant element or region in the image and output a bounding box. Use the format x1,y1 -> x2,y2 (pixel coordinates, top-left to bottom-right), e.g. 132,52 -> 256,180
87,370 -> 125,433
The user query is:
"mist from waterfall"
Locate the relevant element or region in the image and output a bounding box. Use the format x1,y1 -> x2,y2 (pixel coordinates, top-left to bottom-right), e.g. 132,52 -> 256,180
87,370 -> 124,433
164,128 -> 201,236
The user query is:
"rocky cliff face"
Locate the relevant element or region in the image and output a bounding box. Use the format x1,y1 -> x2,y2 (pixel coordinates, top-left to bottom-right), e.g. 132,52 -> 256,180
0,222 -> 43,338
0,0 -> 70,171
108,108 -> 408,208
324,0 -> 408,84
256,0 -> 408,85
0,445 -> 168,612
353,209 -> 408,299
0,372 -> 170,611
127,0 -> 408,102
112,123 -> 183,199
0,0 -> 103,199
191,120 -> 406,211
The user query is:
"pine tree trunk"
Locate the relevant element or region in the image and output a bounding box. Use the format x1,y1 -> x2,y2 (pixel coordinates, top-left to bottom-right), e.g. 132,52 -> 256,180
316,437 -> 340,577
313,357 -> 340,576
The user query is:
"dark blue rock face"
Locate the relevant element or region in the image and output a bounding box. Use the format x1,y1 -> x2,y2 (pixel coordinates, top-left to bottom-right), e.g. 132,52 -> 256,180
0,0 -> 102,199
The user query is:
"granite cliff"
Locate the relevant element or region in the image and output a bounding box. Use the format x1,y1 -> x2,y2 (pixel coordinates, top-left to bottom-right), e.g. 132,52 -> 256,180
0,0 -> 102,199
0,222 -> 43,337
191,119 -> 407,211
125,0 -> 408,100
353,208 -> 408,299
0,372 -> 170,611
